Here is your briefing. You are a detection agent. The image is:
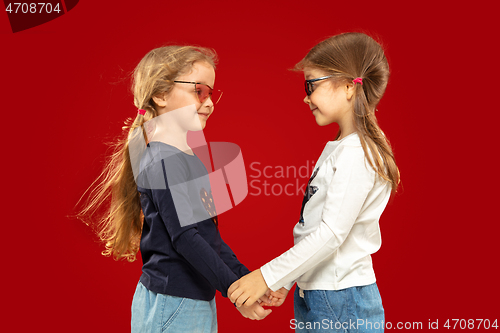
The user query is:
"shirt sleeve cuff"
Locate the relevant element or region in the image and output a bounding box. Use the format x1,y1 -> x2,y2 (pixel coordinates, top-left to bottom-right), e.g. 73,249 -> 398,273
261,263 -> 293,292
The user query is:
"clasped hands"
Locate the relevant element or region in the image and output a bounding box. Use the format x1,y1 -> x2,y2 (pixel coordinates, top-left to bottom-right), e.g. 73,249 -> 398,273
228,269 -> 290,320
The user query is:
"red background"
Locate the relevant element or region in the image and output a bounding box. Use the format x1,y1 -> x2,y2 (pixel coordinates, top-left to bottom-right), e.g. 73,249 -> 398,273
2,1 -> 499,332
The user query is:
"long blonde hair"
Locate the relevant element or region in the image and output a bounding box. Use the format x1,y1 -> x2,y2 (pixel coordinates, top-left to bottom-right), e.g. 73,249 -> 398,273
295,32 -> 400,193
76,46 -> 217,261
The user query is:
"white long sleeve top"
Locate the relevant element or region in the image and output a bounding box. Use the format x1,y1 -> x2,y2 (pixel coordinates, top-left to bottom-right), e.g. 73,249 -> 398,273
260,133 -> 391,291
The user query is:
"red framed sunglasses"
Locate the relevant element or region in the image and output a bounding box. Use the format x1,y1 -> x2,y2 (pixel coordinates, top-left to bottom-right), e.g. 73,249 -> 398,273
174,81 -> 222,104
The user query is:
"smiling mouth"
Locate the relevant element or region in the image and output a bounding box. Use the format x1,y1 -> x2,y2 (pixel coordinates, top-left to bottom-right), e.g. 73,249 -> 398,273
198,113 -> 209,118
311,108 -> 318,112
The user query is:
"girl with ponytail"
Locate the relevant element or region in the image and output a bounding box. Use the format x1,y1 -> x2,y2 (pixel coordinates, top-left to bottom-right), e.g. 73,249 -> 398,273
228,33 -> 400,332
77,45 -> 272,332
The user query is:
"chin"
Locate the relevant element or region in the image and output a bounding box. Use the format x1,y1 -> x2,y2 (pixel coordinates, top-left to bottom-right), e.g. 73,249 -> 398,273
315,117 -> 335,126
314,115 -> 326,126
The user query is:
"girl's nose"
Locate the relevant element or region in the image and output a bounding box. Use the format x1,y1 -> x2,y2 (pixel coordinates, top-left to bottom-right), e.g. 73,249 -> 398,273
205,96 -> 214,107
303,95 -> 310,104
205,97 -> 214,113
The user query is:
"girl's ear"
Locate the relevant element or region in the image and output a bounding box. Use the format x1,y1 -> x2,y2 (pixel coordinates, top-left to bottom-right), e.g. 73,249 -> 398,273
152,93 -> 168,108
345,83 -> 355,101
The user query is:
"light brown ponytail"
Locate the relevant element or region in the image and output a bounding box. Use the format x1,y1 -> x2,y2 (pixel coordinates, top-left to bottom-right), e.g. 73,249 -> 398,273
295,32 -> 400,193
76,46 -> 217,261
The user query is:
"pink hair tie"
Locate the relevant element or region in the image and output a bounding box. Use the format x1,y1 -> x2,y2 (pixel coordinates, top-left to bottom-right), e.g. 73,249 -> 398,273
138,109 -> 146,115
353,77 -> 363,85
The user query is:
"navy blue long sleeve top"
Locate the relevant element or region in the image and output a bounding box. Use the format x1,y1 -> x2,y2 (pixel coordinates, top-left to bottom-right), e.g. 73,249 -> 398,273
136,142 -> 250,301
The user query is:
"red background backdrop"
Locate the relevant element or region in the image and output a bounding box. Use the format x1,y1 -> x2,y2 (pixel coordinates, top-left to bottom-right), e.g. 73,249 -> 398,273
2,0 -> 499,331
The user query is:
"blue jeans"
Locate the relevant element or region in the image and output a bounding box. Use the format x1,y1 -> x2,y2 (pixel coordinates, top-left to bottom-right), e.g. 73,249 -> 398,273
131,281 -> 217,333
293,283 -> 384,333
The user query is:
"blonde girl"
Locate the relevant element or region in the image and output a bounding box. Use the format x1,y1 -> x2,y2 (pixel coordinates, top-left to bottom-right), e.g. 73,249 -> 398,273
228,33 -> 399,333
78,46 -> 271,333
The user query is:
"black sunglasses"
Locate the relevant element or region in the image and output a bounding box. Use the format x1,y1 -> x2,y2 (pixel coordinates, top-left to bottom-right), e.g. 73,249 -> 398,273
304,75 -> 334,96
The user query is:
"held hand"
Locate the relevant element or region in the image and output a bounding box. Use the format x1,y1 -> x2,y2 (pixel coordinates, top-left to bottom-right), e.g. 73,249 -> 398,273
258,289 -> 272,306
236,301 -> 272,320
228,269 -> 269,307
268,287 -> 290,307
